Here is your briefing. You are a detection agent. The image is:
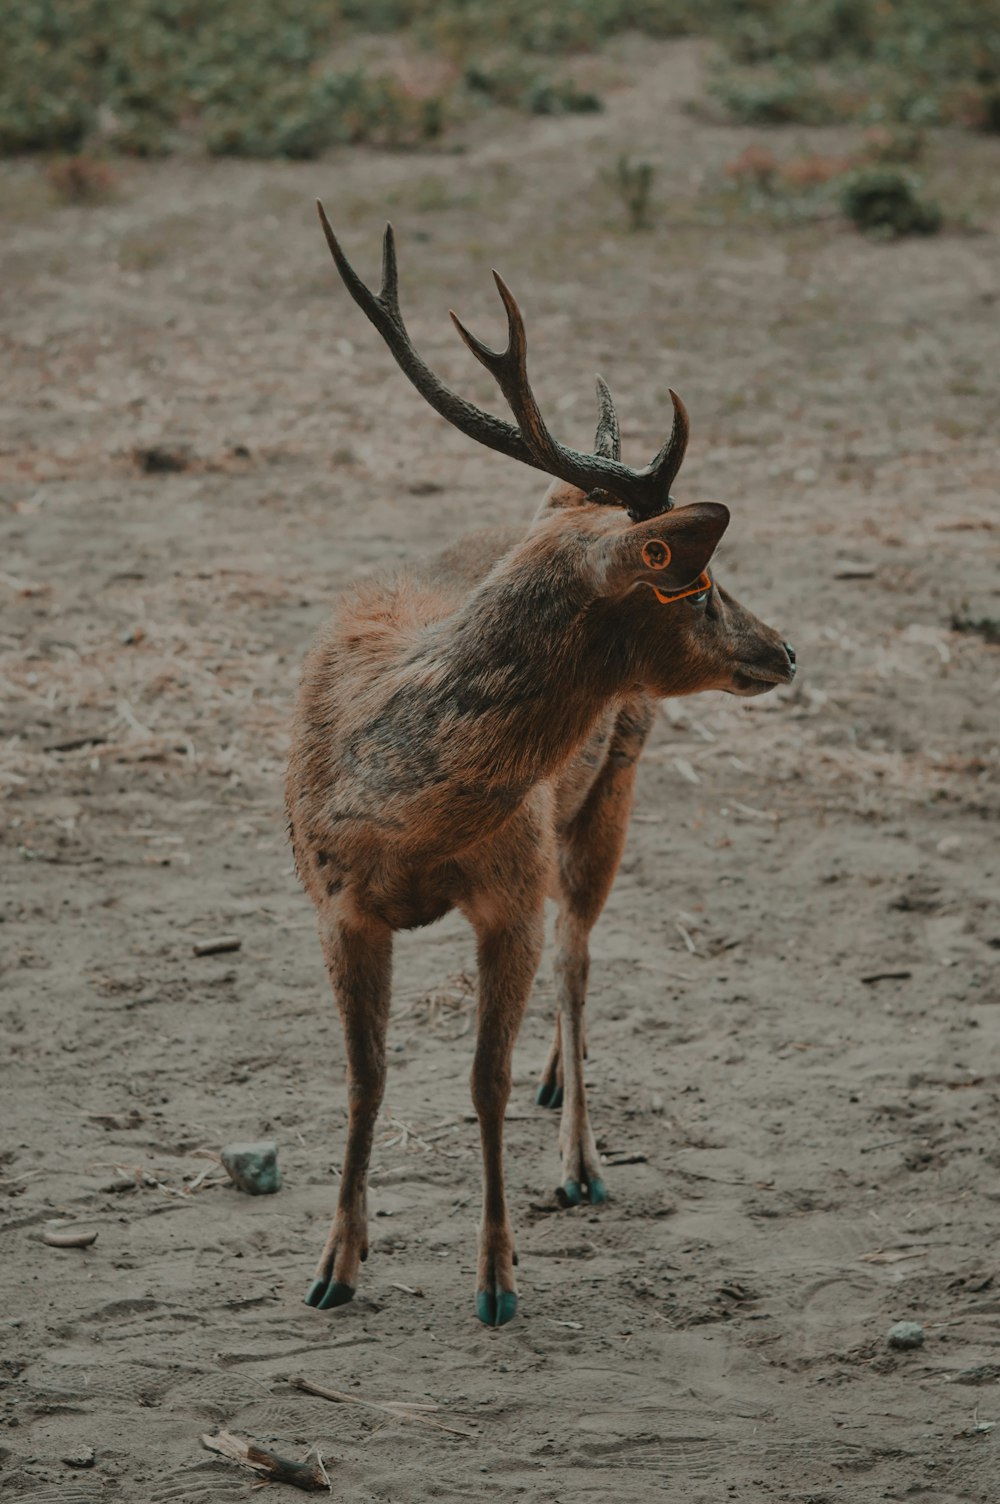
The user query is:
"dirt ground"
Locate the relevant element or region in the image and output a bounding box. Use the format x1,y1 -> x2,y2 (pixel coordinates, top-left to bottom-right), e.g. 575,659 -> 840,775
2,39 -> 999,1504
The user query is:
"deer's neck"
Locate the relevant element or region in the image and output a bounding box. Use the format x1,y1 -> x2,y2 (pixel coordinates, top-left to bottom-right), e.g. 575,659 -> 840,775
426,544 -> 634,792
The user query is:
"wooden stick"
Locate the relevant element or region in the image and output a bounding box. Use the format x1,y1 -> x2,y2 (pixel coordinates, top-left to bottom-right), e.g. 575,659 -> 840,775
290,1376 -> 477,1439
201,1430 -> 330,1492
193,936 -> 241,957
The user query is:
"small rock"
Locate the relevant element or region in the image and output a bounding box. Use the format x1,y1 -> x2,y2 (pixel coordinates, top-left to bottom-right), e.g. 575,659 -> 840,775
887,1320 -> 924,1350
220,1140 -> 281,1195
62,1447 -> 95,1468
134,443 -> 192,473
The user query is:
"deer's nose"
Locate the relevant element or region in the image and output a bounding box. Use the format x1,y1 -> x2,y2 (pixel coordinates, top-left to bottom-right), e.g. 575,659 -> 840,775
783,641 -> 796,676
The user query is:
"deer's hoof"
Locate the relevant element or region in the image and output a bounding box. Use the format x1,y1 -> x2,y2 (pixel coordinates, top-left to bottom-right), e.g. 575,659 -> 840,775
557,1177 -> 606,1207
558,1179 -> 583,1206
476,1288 -> 518,1327
304,1278 -> 355,1311
535,1082 -> 563,1110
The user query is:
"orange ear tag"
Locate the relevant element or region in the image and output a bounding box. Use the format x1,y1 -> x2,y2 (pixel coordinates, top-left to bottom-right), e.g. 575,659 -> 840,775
641,539 -> 671,570
652,570 -> 712,606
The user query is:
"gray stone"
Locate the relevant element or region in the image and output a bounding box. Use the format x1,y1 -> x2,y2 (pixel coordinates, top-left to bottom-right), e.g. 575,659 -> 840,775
887,1320 -> 924,1350
220,1139 -> 281,1195
62,1447 -> 96,1468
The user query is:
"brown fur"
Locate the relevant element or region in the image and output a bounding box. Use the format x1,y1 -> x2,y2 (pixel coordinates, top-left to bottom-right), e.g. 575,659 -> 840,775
286,478 -> 794,1325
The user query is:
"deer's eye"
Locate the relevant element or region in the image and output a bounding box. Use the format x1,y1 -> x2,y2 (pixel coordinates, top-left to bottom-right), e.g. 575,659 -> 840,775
689,588 -> 710,607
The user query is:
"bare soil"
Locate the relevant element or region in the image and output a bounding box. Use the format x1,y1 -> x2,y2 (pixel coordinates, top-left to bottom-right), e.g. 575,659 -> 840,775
2,40 -> 999,1504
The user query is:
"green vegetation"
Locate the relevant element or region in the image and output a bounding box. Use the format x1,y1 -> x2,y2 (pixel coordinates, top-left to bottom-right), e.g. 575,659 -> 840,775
718,138 -> 943,237
0,0 -> 449,157
839,167 -> 942,237
610,154 -> 657,230
0,0 -> 644,158
2,0 -> 997,160
950,609 -> 1000,645
709,0 -> 1000,132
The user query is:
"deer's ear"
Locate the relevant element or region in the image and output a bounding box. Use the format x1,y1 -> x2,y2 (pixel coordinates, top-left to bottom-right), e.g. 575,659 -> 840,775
591,502 -> 730,598
653,503 -> 730,586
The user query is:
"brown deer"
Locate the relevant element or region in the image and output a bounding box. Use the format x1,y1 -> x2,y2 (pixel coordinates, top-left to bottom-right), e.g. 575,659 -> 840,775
286,204 -> 796,1327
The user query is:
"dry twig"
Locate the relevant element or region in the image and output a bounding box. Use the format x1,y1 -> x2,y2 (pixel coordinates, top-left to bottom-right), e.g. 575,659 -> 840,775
201,1430 -> 331,1492
290,1376 -> 477,1439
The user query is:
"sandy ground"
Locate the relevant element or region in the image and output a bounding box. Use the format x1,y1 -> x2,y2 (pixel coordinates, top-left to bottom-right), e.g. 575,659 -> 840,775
2,39 -> 999,1504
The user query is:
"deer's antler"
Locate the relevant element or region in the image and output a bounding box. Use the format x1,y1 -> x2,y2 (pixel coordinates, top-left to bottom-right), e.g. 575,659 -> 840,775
318,204 -> 687,519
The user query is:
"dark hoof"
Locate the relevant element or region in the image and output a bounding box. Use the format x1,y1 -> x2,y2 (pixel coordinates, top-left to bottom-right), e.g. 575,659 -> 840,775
304,1278 -> 355,1311
556,1178 -> 606,1208
558,1179 -> 583,1207
476,1288 -> 518,1327
535,1082 -> 563,1110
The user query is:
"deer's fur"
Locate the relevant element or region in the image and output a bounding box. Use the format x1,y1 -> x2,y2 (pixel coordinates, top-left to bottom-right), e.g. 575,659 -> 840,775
286,216 -> 795,1326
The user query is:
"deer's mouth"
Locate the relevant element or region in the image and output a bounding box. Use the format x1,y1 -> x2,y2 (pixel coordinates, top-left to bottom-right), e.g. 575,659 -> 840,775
729,666 -> 791,696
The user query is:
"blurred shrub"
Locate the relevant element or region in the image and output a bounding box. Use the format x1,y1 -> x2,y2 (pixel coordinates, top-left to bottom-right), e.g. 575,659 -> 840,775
711,64 -> 841,125
465,58 -> 602,116
427,0 -> 700,57
0,0 -> 445,159
204,72 -> 443,157
610,154 -> 656,230
719,141 -> 944,237
840,167 -> 943,236
710,0 -> 1000,131
525,79 -> 604,115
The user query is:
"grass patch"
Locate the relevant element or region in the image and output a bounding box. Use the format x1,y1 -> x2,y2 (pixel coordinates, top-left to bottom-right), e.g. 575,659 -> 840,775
2,0 -> 998,161
608,154 -> 657,230
716,137 -> 944,237
840,167 -> 942,237
708,0 -> 1000,132
950,610 -> 1000,645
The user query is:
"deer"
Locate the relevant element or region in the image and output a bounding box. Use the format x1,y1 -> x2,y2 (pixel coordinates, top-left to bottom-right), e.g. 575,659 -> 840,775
285,203 -> 796,1327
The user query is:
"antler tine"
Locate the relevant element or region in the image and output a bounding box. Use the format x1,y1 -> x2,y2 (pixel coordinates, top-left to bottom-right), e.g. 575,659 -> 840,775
644,388 -> 689,497
450,272 -> 564,473
593,375 -> 621,461
379,222 -> 399,311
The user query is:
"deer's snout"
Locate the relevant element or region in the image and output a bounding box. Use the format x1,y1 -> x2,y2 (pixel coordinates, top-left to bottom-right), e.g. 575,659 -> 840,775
725,620 -> 797,698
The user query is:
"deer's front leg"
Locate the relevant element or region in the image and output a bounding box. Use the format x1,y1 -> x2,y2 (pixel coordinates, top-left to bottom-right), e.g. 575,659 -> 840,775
305,914 -> 392,1312
541,699 -> 650,1205
468,908 -> 545,1327
551,911 -> 605,1207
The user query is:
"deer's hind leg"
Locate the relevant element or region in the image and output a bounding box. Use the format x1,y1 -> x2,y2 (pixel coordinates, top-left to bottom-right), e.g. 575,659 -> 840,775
539,698 -> 652,1207
304,912 -> 392,1312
